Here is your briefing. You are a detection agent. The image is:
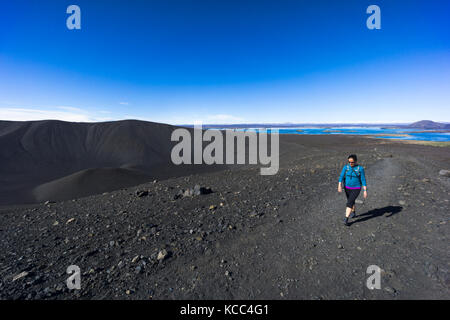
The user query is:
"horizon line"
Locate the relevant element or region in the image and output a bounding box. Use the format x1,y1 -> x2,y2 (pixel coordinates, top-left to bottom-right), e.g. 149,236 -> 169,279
1,118 -> 449,126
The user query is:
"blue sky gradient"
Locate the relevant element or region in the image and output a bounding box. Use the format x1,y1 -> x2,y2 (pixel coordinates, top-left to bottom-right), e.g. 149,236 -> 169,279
1,0 -> 449,124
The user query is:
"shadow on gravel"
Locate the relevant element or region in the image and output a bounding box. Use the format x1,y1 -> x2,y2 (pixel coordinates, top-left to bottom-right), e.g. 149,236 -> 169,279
350,206 -> 403,225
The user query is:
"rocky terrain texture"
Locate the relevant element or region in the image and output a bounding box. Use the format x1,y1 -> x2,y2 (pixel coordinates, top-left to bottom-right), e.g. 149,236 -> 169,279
0,133 -> 449,299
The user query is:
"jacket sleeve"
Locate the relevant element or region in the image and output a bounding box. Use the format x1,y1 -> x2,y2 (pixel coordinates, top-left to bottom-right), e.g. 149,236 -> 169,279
338,166 -> 346,182
360,166 -> 367,187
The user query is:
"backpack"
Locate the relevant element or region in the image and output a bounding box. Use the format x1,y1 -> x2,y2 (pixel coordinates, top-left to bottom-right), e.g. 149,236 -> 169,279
342,164 -> 362,187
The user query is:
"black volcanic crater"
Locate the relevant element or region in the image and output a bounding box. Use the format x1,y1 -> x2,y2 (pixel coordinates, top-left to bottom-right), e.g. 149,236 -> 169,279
0,120 -> 225,205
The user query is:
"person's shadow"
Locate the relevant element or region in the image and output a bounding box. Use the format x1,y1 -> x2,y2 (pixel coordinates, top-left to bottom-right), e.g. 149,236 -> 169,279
350,205 -> 402,225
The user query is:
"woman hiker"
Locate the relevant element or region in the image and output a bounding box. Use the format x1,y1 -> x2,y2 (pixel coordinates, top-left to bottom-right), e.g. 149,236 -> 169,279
338,154 -> 367,226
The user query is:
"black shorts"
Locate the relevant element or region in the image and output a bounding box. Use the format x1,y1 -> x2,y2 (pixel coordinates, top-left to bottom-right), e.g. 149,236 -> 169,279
345,188 -> 361,208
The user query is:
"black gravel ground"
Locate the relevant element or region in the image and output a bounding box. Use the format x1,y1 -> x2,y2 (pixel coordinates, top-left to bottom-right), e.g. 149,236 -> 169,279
0,134 -> 449,299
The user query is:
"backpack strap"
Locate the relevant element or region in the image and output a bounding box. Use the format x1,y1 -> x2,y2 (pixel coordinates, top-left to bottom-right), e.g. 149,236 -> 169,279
351,165 -> 362,183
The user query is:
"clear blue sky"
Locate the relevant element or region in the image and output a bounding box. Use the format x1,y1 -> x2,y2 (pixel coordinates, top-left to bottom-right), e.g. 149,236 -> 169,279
1,0 -> 449,124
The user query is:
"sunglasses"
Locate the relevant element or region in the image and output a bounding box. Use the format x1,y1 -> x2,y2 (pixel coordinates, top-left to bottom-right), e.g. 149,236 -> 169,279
348,161 -> 355,164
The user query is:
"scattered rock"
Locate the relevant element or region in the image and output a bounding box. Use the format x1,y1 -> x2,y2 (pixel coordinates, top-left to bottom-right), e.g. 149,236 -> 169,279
136,190 -> 149,197
438,169 -> 450,177
12,271 -> 29,281
84,249 -> 99,257
384,286 -> 396,294
175,185 -> 213,199
157,250 -> 169,261
173,193 -> 182,200
398,200 -> 406,206
249,211 -> 263,217
193,184 -> 212,195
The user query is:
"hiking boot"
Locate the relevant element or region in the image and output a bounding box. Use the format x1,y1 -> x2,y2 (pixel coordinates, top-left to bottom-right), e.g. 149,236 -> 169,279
344,217 -> 349,226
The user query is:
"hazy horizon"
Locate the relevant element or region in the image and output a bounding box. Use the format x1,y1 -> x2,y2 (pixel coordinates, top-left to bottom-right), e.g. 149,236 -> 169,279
1,118 -> 449,127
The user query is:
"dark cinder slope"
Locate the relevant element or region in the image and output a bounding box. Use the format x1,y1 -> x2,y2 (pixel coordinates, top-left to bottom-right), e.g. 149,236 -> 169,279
32,167 -> 154,202
0,119 -> 224,205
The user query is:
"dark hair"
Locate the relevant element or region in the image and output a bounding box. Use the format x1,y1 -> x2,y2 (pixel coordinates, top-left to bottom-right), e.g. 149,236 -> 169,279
348,154 -> 357,162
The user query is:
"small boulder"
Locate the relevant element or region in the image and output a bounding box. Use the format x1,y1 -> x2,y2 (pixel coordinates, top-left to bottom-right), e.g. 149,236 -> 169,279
157,249 -> 169,261
176,185 -> 213,198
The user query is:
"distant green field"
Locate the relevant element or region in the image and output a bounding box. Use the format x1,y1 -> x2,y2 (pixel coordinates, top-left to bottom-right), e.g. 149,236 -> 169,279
369,136 -> 450,147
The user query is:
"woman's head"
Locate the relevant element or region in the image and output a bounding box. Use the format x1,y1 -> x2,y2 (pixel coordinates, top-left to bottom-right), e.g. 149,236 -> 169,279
348,154 -> 357,166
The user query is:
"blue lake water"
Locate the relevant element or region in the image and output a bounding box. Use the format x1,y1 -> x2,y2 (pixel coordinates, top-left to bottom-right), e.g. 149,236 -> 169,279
224,127 -> 450,142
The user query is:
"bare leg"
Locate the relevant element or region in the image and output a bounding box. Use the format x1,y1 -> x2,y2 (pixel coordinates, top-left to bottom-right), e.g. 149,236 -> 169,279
345,207 -> 352,217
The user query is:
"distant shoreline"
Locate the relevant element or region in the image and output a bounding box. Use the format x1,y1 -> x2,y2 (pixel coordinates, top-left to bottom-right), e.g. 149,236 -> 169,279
208,127 -> 450,143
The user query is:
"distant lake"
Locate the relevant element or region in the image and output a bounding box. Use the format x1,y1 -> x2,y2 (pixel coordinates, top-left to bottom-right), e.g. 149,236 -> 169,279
221,127 -> 450,142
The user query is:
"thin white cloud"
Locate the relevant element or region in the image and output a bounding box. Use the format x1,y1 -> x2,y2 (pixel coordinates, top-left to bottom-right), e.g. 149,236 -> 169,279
56,106 -> 85,112
0,106 -> 114,122
119,102 -> 129,105
0,107 -> 246,125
